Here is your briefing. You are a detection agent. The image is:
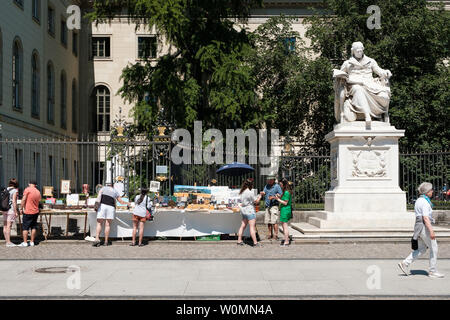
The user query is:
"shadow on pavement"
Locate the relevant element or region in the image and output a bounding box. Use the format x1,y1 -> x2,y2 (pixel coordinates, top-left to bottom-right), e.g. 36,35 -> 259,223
409,269 -> 429,276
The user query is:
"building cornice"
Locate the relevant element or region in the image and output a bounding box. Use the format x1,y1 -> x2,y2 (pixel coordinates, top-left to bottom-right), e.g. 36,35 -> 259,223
0,113 -> 77,140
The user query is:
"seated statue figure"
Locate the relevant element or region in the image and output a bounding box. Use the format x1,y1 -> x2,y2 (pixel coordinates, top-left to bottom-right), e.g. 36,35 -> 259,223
333,41 -> 392,126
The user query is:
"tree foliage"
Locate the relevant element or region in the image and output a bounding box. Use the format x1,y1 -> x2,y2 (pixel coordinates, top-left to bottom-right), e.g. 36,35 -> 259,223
246,16 -> 335,150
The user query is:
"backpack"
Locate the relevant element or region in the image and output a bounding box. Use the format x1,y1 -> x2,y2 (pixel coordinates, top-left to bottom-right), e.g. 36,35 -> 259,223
0,188 -> 11,211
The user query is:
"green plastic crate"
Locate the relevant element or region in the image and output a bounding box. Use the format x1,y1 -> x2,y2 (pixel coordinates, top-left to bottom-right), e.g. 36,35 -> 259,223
196,234 -> 221,241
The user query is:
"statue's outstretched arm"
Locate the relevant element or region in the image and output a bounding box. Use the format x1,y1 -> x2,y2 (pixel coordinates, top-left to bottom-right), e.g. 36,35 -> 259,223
372,59 -> 392,79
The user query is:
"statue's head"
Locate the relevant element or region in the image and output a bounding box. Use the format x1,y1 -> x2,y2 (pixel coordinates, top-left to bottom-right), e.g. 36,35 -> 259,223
351,42 -> 364,59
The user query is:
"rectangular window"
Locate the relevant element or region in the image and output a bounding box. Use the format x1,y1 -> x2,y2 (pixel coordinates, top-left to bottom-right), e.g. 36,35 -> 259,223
32,0 -> 40,21
12,50 -> 21,110
32,56 -> 39,117
61,76 -> 67,129
47,7 -> 55,36
72,32 -> 78,56
138,36 -> 157,59
47,68 -> 54,124
92,37 -> 111,59
14,0 -> 24,9
283,37 -> 296,54
72,82 -> 78,133
61,19 -> 67,46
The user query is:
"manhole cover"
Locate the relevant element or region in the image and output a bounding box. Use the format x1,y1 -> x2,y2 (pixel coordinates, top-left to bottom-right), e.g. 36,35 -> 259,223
34,267 -> 75,274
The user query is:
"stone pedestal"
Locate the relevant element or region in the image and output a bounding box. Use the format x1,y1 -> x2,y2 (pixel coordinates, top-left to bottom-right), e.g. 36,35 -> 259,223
313,122 -> 414,229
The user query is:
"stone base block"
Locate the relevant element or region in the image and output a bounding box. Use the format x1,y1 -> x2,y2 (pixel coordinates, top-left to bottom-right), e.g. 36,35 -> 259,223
308,211 -> 415,229
325,188 -> 407,213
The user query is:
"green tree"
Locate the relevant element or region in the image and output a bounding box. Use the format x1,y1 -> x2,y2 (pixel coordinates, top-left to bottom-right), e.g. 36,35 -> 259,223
247,15 -> 335,150
88,0 -> 263,136
304,0 -> 450,150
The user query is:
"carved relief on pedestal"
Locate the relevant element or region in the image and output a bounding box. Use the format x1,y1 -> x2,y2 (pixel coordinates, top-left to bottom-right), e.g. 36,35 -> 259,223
350,149 -> 387,178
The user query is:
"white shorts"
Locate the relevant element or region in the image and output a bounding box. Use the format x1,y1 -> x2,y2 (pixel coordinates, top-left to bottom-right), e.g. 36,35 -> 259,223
97,204 -> 115,220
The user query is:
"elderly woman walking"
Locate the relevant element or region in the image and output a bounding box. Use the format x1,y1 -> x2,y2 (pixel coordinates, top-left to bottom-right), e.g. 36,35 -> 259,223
398,182 -> 444,278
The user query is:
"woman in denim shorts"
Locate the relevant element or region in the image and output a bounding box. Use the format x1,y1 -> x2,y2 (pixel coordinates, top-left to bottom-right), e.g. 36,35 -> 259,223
237,179 -> 262,247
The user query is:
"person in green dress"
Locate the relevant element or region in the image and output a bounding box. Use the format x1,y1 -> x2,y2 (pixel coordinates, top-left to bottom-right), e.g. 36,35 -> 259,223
275,178 -> 293,247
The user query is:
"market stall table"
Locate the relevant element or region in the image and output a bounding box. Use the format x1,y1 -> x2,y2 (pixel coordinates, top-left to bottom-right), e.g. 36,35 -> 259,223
38,209 -> 89,240
88,208 -> 255,239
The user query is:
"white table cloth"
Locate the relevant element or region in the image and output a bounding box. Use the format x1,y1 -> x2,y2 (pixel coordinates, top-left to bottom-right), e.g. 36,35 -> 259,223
88,209 -> 256,238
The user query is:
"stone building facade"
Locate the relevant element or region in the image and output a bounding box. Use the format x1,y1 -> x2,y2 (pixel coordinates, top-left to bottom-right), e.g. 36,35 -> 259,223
0,0 -> 81,190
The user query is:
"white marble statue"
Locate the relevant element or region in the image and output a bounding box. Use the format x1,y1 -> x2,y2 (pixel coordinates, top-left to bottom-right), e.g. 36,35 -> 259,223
333,42 -> 392,125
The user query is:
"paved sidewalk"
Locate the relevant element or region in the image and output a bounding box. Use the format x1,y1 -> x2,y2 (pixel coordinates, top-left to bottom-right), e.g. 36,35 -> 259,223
0,259 -> 449,298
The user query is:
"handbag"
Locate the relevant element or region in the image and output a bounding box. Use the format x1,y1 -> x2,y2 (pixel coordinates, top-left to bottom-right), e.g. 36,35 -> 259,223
145,196 -> 153,221
94,201 -> 100,211
411,237 -> 418,250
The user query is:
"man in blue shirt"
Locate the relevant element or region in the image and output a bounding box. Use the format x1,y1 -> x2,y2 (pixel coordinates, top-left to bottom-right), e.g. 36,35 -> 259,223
261,176 -> 282,240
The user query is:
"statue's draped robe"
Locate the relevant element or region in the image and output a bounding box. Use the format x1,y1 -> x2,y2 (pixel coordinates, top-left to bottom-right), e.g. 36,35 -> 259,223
340,56 -> 390,119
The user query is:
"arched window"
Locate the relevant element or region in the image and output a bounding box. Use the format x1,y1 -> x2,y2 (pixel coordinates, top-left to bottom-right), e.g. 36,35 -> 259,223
31,51 -> 40,117
72,79 -> 77,133
12,37 -> 23,109
60,71 -> 67,129
93,85 -> 110,132
46,61 -> 55,124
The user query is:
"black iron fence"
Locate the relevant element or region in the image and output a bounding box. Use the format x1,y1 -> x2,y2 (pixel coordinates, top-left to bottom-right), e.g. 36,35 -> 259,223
0,135 -> 172,198
400,150 -> 450,208
0,137 -> 448,209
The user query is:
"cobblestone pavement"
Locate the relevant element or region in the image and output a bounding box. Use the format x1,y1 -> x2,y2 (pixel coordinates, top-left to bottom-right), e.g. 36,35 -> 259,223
1,240 -> 450,260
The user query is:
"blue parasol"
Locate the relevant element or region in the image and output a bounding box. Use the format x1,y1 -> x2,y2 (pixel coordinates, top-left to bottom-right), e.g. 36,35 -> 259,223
216,162 -> 255,176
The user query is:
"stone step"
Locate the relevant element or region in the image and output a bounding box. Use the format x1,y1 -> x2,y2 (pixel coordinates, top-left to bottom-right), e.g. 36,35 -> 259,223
289,223 -> 450,240
308,216 -> 416,229
292,222 -> 445,234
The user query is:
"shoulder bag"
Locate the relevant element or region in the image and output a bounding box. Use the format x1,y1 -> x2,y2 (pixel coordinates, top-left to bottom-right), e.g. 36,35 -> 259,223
145,196 -> 154,221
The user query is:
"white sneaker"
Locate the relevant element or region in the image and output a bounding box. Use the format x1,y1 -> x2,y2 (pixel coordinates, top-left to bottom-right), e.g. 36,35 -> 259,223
29,242 -> 35,247
398,261 -> 409,276
6,243 -> 16,247
18,242 -> 29,247
429,271 -> 445,278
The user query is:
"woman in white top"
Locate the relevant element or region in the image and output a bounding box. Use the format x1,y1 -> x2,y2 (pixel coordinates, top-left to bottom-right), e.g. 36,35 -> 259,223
2,179 -> 19,247
398,182 -> 444,278
131,188 -> 152,246
237,179 -> 262,247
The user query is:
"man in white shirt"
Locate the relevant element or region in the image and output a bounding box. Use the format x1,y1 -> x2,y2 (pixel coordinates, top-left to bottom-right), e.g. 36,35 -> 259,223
398,182 -> 444,278
93,182 -> 129,247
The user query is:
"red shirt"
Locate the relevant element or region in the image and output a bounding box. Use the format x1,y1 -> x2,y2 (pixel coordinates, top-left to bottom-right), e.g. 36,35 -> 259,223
22,186 -> 41,214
